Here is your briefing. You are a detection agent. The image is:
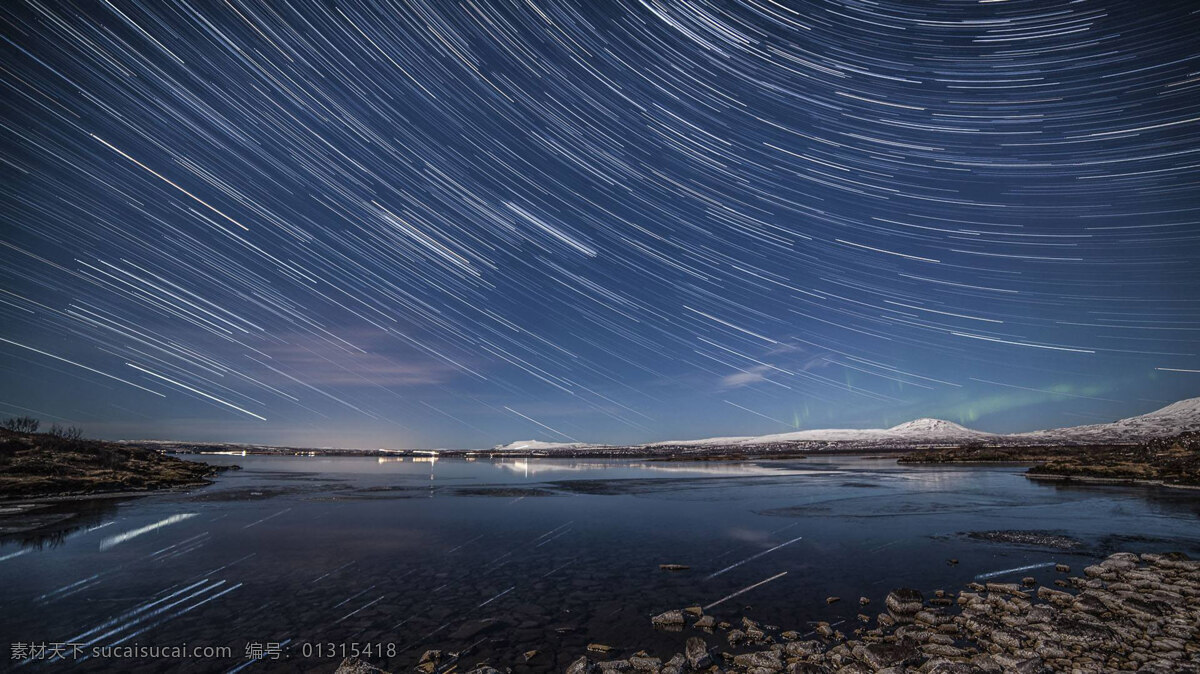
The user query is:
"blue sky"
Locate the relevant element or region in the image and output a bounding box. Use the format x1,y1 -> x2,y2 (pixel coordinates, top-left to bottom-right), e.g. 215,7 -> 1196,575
1,0 -> 1198,448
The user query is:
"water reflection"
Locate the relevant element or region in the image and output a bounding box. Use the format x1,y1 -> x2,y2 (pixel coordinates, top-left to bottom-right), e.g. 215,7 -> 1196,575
3,455 -> 1197,674
0,498 -> 125,550
490,457 -> 831,478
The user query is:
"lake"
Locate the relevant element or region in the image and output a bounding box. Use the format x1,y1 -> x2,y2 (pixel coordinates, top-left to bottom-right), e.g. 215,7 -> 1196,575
2,454 -> 1198,672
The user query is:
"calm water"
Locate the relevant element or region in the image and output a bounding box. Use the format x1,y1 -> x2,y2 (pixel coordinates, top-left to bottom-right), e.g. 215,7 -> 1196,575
2,455 -> 1198,673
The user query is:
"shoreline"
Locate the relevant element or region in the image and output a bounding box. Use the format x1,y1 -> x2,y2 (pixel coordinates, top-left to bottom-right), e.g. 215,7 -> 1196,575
0,428 -> 229,504
0,480 -> 216,505
368,552 -> 1198,674
1026,473 -> 1200,491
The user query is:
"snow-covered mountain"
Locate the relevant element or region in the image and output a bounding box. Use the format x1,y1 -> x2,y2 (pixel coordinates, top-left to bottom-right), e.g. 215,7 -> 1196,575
649,417 -> 995,448
495,396 -> 1200,452
491,439 -> 608,452
888,418 -> 985,437
1015,396 -> 1200,444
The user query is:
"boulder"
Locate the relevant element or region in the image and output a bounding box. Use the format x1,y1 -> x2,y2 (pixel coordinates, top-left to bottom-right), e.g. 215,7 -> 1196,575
731,650 -> 783,671
567,656 -> 595,674
628,655 -> 661,672
684,636 -> 711,670
885,588 -> 924,617
852,639 -> 919,669
651,610 -> 684,628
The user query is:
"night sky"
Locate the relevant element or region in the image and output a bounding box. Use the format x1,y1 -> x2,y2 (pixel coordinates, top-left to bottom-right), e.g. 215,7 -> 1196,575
1,1 -> 1198,449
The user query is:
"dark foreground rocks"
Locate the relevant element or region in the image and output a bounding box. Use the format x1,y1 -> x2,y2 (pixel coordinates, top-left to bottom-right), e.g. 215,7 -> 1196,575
563,552 -> 1200,674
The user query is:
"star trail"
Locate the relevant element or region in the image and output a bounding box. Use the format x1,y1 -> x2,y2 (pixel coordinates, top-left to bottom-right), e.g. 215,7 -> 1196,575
1,0 -> 1198,448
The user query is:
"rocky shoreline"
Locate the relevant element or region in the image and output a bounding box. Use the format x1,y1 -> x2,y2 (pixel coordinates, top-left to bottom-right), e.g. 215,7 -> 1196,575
901,432 -> 1200,489
0,428 -> 225,501
338,552 -> 1199,674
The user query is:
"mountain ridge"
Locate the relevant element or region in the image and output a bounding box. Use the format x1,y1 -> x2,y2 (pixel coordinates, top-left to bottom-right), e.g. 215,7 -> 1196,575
496,395 -> 1200,451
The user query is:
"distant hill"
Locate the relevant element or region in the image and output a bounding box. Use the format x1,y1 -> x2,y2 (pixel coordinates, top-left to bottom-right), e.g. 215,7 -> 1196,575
491,440 -> 609,451
643,416 -> 995,449
1015,396 -> 1200,444
497,396 -> 1200,451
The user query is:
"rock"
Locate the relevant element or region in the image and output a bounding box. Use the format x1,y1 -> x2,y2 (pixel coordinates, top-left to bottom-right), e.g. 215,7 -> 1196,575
1052,616 -> 1115,645
628,655 -> 661,672
914,609 -> 951,626
858,596 -> 870,605
415,650 -> 441,674
683,605 -> 703,616
567,656 -> 595,674
685,636 -> 712,669
695,614 -> 715,629
921,643 -> 967,658
1055,564 -> 1070,573
732,650 -> 783,670
784,640 -> 825,658
922,662 -> 978,673
787,665 -> 834,674
1101,552 -> 1139,571
970,654 -> 1004,673
333,657 -> 392,674
853,640 -> 920,669
597,660 -> 631,672
522,650 -> 538,661
989,654 -> 1049,673
464,667 -> 502,674
1036,586 -> 1073,606
826,596 -> 840,604
651,610 -> 684,628
885,588 -> 924,617
587,644 -> 615,654
984,582 -> 1029,598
